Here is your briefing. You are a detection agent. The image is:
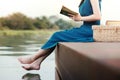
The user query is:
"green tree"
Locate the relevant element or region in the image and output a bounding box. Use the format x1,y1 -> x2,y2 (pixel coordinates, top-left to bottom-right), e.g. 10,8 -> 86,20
55,19 -> 73,29
33,16 -> 54,29
3,12 -> 35,30
0,12 -> 79,30
0,17 -> 10,30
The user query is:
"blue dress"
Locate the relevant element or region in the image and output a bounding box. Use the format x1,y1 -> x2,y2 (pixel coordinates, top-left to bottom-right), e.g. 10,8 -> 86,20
41,0 -> 101,49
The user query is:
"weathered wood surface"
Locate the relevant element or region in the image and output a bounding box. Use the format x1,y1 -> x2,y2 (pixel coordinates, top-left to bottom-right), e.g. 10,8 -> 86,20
55,42 -> 120,80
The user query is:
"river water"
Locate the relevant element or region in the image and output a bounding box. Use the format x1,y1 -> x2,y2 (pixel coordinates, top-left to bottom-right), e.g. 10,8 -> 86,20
0,35 -> 55,80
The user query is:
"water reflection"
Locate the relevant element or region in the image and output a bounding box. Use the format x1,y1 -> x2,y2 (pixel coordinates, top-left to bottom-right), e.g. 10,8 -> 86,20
0,35 -> 55,80
0,35 -> 47,52
22,73 -> 41,80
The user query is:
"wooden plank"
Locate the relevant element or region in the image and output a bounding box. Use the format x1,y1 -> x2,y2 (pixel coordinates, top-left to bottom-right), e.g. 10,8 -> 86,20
55,42 -> 120,80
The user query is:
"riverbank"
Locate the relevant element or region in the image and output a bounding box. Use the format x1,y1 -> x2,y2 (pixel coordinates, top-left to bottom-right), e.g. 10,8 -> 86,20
0,30 -> 57,37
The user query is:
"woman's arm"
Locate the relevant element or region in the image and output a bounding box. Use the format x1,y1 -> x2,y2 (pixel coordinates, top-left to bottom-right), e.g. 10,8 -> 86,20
70,0 -> 101,22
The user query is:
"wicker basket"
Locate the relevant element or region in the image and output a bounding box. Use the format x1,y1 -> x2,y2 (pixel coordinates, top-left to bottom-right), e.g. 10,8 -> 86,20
92,25 -> 120,41
106,20 -> 120,25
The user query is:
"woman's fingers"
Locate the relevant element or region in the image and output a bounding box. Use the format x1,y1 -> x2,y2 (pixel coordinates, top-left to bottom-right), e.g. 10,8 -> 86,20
68,14 -> 74,17
68,14 -> 75,20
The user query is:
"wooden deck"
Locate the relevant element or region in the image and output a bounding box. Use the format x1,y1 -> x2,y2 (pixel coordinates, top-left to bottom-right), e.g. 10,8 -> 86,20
55,42 -> 120,80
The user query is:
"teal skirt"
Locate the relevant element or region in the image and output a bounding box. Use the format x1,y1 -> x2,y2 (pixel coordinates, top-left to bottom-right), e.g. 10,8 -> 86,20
41,25 -> 94,49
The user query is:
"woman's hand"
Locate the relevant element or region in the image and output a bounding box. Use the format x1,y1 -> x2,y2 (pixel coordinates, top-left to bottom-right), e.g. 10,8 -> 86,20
68,14 -> 82,21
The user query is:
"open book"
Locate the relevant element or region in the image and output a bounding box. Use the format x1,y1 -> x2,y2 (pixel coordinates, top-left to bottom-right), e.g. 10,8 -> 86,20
60,6 -> 78,17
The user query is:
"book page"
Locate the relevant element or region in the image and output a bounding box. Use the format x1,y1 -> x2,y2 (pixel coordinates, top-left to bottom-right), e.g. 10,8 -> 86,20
60,6 -> 78,17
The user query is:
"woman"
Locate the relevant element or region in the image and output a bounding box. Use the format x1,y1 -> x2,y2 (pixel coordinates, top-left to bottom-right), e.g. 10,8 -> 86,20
18,0 -> 101,70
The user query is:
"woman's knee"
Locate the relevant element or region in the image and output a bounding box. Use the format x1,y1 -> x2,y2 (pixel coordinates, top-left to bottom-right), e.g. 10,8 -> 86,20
52,31 -> 61,37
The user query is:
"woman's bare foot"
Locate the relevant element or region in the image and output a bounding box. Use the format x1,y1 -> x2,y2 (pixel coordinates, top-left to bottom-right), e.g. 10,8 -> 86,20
18,49 -> 49,64
19,48 -> 55,70
21,56 -> 46,71
22,64 -> 40,71
18,55 -> 35,64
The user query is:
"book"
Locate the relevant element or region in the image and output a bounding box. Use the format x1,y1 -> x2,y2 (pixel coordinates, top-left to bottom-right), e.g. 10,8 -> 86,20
60,6 -> 78,17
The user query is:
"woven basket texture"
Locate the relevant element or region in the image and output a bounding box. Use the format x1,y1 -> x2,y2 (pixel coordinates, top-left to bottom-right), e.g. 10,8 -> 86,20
92,25 -> 120,41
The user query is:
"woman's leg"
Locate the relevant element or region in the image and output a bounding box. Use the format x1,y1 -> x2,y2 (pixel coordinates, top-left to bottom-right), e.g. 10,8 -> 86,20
18,28 -> 86,70
18,47 -> 55,70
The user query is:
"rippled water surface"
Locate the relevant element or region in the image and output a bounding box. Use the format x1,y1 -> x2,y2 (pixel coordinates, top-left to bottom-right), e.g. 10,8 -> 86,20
0,35 -> 55,80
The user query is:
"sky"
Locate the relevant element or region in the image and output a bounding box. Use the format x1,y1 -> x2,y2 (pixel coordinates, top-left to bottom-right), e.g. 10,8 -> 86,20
0,0 -> 120,24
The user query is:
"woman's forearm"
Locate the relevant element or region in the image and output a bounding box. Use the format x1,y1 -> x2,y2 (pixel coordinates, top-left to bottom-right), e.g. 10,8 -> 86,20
81,14 -> 101,22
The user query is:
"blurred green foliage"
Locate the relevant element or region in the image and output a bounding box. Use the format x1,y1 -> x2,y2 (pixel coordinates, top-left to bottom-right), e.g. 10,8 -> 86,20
0,12 -> 79,30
